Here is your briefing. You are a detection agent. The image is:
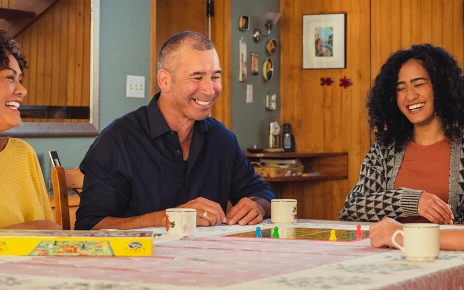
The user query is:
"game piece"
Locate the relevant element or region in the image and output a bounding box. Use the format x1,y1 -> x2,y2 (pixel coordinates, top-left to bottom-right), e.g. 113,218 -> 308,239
272,226 -> 280,238
82,243 -> 86,250
329,229 -> 337,241
255,227 -> 263,238
356,224 -> 362,240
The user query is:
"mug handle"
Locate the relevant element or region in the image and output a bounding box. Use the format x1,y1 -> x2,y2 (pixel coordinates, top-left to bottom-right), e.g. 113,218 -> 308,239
391,230 -> 405,252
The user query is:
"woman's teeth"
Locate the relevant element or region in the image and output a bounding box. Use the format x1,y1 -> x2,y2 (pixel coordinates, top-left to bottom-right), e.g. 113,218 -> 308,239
5,101 -> 20,110
408,103 -> 424,110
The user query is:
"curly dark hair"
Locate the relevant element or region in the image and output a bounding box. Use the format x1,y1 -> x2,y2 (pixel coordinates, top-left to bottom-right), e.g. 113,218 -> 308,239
367,43 -> 464,147
0,30 -> 27,72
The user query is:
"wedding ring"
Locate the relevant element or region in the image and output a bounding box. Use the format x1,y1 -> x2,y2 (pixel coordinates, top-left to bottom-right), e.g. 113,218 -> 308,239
203,211 -> 208,218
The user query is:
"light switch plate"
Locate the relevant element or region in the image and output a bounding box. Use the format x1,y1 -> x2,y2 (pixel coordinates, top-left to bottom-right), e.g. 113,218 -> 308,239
126,75 -> 145,98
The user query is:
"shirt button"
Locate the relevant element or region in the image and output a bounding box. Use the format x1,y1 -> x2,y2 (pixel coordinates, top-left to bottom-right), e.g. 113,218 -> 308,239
176,150 -> 181,154
170,132 -> 175,135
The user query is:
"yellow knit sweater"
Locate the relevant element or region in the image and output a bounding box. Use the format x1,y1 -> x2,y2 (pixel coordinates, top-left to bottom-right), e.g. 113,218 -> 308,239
0,138 -> 53,228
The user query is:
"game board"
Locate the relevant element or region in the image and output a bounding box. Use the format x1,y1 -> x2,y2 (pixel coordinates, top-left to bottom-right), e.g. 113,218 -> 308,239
0,230 -> 154,256
226,227 -> 369,241
29,240 -> 114,256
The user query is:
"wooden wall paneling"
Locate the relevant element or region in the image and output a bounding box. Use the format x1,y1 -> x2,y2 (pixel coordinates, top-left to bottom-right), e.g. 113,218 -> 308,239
43,12 -> 53,115
210,0 -> 231,129
410,0 -> 421,44
453,0 -> 464,67
82,0 -> 90,107
280,0 -> 371,220
442,0 -> 453,50
431,0 -> 443,45
73,0 -> 84,110
66,0 -> 76,107
59,0 -> 69,109
420,0 -> 432,43
399,0 -> 411,46
51,3 -> 61,107
36,17 -> 45,110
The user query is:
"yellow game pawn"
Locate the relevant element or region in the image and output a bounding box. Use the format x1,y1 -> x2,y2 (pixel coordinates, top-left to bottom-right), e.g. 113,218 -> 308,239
329,229 -> 337,241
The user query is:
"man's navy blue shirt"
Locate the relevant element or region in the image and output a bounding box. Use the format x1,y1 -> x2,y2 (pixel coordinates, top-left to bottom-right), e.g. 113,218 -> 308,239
75,93 -> 274,230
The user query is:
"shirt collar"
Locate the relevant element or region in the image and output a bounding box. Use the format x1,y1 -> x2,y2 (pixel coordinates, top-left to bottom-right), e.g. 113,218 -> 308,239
147,92 -> 209,139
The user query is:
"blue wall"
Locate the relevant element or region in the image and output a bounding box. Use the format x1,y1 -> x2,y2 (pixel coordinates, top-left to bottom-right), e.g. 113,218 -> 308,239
23,0 -> 151,187
231,0 -> 280,150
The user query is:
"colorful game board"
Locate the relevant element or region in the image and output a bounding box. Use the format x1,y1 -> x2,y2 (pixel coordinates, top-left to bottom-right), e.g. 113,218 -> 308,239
0,230 -> 154,256
29,240 -> 114,256
226,227 -> 369,241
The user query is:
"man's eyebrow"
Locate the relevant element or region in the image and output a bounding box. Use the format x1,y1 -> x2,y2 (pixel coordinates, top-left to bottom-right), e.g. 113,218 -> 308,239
4,68 -> 18,75
188,70 -> 222,77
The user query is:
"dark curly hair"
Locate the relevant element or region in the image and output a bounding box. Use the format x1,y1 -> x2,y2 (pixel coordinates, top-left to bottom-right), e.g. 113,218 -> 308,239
0,30 -> 27,73
367,43 -> 464,147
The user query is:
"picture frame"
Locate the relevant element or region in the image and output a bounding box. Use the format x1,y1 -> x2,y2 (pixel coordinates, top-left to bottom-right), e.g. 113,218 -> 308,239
302,13 -> 346,69
239,15 -> 249,31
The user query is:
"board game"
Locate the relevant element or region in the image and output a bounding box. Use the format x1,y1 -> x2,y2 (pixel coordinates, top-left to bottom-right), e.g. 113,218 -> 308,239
0,230 -> 154,256
226,227 -> 369,241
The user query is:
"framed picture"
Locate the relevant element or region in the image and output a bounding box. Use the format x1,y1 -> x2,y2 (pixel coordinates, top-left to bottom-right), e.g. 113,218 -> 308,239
239,15 -> 249,31
302,13 -> 346,69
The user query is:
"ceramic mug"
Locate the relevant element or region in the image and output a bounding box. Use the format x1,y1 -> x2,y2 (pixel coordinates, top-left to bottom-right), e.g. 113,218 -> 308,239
391,223 -> 439,262
271,199 -> 297,224
165,208 -> 196,237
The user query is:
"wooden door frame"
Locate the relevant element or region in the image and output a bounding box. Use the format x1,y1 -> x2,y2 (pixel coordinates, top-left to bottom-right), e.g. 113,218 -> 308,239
149,0 -> 231,129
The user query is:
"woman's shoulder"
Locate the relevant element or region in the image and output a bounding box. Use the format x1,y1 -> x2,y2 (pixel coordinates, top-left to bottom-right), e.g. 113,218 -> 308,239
8,138 -> 35,151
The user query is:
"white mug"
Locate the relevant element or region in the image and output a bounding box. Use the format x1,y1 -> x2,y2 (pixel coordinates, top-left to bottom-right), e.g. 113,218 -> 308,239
391,223 -> 439,262
165,208 -> 196,237
271,199 -> 297,224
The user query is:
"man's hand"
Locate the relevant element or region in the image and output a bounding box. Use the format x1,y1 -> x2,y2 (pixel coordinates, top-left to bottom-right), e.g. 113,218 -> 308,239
178,197 -> 226,227
6,220 -> 62,230
226,197 -> 269,225
369,218 -> 402,248
418,192 -> 454,224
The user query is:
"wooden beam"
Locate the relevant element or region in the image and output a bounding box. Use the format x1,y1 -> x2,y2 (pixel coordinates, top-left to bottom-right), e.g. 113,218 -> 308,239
0,8 -> 35,19
0,0 -> 59,38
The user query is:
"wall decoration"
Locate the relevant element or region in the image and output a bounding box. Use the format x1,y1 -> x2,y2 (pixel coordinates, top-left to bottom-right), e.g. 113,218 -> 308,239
239,15 -> 249,31
263,58 -> 274,81
266,38 -> 277,55
320,77 -> 334,86
302,13 -> 346,69
239,39 -> 247,82
340,76 -> 353,89
251,53 -> 259,75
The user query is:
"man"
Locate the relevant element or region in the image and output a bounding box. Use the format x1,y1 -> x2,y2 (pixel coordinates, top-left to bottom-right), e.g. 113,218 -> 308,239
75,31 -> 274,230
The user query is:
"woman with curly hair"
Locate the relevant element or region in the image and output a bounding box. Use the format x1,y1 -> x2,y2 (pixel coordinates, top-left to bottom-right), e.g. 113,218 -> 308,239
340,43 -> 464,225
0,30 -> 61,229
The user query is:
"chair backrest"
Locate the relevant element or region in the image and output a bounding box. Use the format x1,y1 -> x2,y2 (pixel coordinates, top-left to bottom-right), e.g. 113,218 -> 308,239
51,166 -> 83,230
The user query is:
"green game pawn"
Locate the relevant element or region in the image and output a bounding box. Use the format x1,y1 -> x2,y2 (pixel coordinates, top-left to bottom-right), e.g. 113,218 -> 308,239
272,226 -> 280,238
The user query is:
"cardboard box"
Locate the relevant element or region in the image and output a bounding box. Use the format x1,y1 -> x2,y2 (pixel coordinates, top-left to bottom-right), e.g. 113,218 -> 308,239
0,230 -> 154,256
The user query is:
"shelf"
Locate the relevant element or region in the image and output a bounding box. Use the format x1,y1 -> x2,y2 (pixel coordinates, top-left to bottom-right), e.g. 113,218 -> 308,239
246,151 -> 348,183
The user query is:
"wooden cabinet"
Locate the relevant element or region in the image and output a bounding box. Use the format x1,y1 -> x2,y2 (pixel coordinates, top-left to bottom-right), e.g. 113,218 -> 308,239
245,152 -> 348,182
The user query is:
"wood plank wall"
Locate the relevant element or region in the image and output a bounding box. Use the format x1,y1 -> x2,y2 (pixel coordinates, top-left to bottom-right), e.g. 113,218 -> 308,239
371,0 -> 464,80
280,0 -> 464,220
2,0 -> 91,122
279,0 -> 371,220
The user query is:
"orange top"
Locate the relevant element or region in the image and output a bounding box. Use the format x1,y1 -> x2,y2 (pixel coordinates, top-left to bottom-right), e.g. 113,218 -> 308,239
395,139 -> 451,223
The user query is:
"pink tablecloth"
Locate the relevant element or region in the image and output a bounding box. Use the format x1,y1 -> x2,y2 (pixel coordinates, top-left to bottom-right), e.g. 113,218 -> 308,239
0,220 -> 463,290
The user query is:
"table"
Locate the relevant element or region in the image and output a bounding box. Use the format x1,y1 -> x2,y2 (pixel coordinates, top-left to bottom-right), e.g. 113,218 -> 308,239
0,220 -> 463,290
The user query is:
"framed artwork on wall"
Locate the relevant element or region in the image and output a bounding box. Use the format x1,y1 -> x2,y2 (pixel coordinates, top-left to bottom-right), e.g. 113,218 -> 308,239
302,13 -> 346,69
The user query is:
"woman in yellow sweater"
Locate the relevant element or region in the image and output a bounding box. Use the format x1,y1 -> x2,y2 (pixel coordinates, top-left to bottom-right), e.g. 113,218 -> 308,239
0,30 -> 61,230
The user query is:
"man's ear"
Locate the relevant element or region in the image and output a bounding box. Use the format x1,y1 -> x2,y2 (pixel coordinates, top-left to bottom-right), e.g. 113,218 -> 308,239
157,69 -> 171,92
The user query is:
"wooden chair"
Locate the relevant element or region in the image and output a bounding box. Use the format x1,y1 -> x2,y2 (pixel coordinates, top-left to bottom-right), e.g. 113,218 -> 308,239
51,166 -> 83,230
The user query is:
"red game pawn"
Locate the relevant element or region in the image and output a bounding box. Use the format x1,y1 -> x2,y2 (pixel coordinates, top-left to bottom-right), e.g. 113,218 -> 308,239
356,224 -> 362,239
